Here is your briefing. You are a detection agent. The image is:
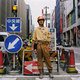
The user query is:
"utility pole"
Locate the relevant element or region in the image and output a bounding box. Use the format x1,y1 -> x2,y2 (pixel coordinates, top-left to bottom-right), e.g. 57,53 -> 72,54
44,6 -> 49,27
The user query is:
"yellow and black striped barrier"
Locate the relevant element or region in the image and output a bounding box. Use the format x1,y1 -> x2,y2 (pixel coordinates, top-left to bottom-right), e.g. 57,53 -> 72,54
49,51 -> 58,62
18,47 -> 33,67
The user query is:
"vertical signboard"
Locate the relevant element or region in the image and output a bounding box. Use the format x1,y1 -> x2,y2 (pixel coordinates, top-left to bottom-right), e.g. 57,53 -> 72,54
50,28 -> 56,51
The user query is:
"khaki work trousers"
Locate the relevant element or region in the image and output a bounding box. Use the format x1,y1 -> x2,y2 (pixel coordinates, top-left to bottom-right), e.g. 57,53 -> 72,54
36,43 -> 52,70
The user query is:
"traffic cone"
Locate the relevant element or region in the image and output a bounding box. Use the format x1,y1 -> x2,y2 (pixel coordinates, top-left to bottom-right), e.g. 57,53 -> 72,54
67,50 -> 78,73
60,48 -> 65,63
0,51 -> 4,74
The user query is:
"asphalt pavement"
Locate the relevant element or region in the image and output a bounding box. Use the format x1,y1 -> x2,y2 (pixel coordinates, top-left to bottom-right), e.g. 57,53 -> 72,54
0,46 -> 80,80
0,62 -> 80,80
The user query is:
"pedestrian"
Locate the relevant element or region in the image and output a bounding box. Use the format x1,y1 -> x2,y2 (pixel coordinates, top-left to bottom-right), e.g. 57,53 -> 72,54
32,16 -> 53,79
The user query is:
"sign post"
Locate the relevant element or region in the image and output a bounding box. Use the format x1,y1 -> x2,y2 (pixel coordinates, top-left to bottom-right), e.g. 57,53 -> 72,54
50,28 -> 56,51
6,17 -> 22,70
5,35 -> 22,69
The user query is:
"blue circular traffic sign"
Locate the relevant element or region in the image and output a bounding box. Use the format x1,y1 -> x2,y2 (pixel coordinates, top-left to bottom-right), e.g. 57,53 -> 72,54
5,35 -> 22,53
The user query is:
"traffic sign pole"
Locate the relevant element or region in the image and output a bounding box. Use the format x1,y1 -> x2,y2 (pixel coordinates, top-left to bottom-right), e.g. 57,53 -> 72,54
13,53 -> 15,69
5,35 -> 22,70
13,14 -> 19,70
13,15 -> 16,69
5,1 -> 22,73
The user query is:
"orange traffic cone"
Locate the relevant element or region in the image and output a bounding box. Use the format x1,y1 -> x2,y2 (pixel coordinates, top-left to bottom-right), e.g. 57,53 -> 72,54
60,48 -> 65,63
67,50 -> 78,73
0,51 -> 4,74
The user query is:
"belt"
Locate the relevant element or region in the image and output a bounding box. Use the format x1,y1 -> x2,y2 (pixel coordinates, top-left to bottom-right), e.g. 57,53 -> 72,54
37,41 -> 49,45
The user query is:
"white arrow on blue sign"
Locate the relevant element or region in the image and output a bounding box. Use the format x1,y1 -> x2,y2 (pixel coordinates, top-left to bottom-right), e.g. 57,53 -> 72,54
4,35 -> 22,53
6,18 -> 21,32
50,29 -> 55,33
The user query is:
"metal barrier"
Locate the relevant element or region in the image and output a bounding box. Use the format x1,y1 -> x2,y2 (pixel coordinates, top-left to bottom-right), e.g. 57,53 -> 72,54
49,50 -> 60,72
22,50 -> 32,75
22,50 -> 60,75
58,48 -> 70,71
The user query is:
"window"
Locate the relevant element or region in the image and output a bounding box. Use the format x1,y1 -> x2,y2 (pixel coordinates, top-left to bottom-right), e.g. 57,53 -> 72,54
78,0 -> 80,18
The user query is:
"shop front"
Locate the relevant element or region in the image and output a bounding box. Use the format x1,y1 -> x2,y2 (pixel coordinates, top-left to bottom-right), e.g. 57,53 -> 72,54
77,26 -> 80,46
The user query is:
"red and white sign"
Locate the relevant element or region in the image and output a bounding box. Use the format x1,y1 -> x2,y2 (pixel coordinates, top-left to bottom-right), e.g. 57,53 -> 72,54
24,61 -> 39,74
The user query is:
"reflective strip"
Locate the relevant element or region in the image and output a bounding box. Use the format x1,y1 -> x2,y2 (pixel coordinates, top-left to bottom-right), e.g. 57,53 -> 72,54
0,66 -> 3,68
68,65 -> 75,67
61,60 -> 66,63
0,68 -> 4,73
68,68 -> 76,71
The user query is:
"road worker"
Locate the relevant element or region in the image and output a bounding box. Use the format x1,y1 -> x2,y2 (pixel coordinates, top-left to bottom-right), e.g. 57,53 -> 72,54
32,16 -> 53,79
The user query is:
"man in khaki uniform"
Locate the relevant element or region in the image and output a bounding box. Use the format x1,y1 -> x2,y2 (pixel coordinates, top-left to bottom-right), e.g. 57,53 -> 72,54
32,16 -> 53,79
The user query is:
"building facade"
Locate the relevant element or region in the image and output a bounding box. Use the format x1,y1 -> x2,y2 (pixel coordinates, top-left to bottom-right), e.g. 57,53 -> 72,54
42,7 -> 50,28
50,7 -> 56,29
0,0 -> 28,38
26,5 -> 32,39
61,0 -> 80,46
17,0 -> 27,38
56,0 -> 61,44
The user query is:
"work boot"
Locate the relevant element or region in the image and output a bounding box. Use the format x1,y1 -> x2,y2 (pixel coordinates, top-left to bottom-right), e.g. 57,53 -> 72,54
39,69 -> 43,79
49,69 -> 54,78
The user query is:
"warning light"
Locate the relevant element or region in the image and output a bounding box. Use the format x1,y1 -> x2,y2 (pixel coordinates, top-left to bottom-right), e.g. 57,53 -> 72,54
12,5 -> 17,13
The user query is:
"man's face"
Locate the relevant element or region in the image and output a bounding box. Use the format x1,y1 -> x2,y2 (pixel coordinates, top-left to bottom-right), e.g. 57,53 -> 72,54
38,19 -> 44,26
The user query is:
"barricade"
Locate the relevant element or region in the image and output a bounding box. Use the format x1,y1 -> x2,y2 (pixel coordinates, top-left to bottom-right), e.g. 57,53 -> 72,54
18,47 -> 33,67
60,48 -> 66,63
22,50 -> 39,75
49,50 -> 60,72
67,50 -> 78,73
0,50 -> 4,74
22,49 -> 60,75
